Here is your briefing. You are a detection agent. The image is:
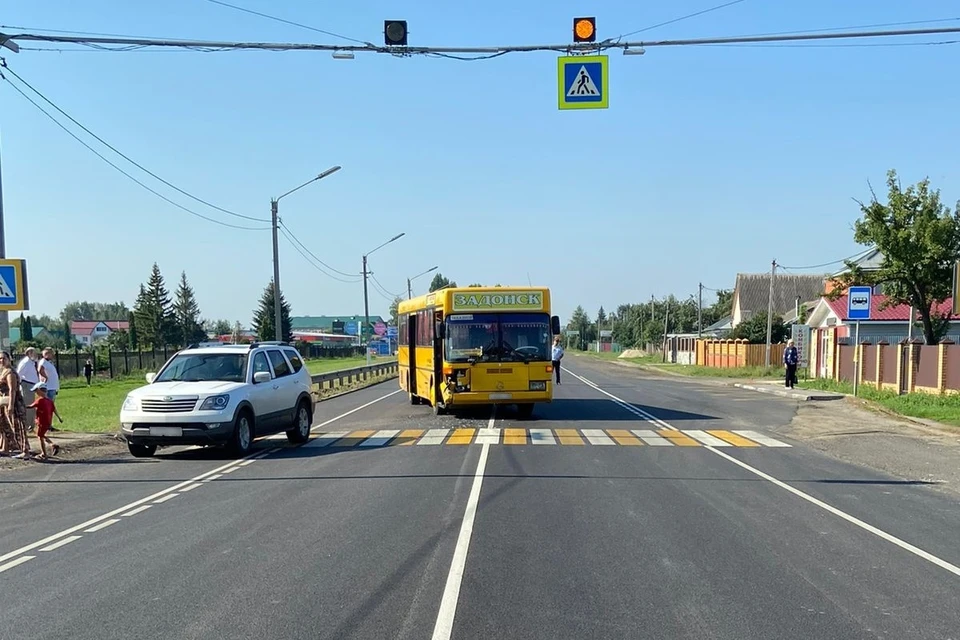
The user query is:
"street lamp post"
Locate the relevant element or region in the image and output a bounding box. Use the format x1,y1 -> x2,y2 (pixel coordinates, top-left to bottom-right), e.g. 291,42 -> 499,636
270,165 -> 341,342
407,265 -> 438,299
362,233 -> 405,363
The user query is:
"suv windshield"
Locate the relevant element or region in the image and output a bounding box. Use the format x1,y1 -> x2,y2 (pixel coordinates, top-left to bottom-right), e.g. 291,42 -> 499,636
445,313 -> 551,363
155,353 -> 248,383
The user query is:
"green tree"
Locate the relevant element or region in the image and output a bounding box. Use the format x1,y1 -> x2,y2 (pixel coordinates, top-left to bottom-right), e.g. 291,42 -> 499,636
568,305 -> 593,350
60,301 -> 129,323
128,310 -> 139,349
133,264 -> 176,348
208,319 -> 232,336
252,279 -> 293,342
731,311 -> 789,344
389,296 -> 402,325
106,329 -> 130,351
468,283 -> 482,287
597,306 -> 607,326
62,319 -> 73,349
21,314 -> 33,341
173,271 -> 206,346
429,273 -> 457,292
829,170 -> 960,345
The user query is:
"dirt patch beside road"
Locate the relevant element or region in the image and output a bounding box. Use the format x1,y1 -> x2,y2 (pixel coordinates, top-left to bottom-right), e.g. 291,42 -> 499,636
781,396 -> 960,496
0,432 -> 128,471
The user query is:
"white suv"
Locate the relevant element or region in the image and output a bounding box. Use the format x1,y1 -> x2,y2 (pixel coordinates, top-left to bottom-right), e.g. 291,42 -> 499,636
120,342 -> 315,458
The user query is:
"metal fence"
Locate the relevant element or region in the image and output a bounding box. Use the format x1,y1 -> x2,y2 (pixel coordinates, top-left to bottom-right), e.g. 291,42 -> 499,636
311,361 -> 398,393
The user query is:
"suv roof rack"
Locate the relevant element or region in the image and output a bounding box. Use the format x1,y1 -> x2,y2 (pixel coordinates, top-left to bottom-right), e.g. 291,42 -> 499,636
248,340 -> 289,349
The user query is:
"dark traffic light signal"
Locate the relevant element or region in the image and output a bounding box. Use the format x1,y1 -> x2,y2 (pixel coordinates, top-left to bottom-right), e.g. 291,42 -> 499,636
384,20 -> 408,46
573,17 -> 596,43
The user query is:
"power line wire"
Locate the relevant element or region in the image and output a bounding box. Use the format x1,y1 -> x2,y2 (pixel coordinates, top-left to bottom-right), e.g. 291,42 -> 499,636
203,0 -> 372,46
727,16 -> 960,39
700,39 -> 960,49
619,0 -> 749,39
277,226 -> 360,283
778,248 -> 874,271
1,63 -> 267,222
371,273 -> 401,299
277,221 -> 359,280
369,279 -> 395,302
0,64 -> 268,231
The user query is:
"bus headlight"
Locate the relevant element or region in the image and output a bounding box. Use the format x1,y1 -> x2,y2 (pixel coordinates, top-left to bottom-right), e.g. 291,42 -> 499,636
529,381 -> 547,391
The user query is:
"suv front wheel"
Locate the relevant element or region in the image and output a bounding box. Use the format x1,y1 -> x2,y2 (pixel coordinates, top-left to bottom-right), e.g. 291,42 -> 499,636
227,410 -> 254,456
286,400 -> 312,444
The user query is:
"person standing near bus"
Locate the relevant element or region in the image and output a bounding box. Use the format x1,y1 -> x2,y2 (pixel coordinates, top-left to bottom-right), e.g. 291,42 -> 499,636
552,337 -> 564,385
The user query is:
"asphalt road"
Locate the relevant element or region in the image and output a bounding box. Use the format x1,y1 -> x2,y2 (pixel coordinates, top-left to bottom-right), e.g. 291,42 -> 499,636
1,356 -> 959,639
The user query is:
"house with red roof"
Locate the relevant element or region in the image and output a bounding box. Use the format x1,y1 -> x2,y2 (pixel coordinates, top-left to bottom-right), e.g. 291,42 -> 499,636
805,293 -> 960,378
70,320 -> 130,346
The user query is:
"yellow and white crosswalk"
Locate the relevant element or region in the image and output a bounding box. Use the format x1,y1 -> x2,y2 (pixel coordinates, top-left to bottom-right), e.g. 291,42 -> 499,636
305,428 -> 791,448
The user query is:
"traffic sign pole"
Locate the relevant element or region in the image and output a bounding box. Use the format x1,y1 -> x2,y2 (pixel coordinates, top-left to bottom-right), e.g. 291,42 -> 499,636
853,320 -> 860,397
846,285 -> 872,397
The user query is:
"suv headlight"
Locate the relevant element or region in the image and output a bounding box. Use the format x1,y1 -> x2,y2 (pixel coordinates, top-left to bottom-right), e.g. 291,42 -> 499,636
199,394 -> 230,411
122,395 -> 138,411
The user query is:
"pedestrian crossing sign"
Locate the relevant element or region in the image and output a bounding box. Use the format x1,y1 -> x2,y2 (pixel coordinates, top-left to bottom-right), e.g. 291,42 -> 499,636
0,259 -> 29,311
558,55 -> 608,110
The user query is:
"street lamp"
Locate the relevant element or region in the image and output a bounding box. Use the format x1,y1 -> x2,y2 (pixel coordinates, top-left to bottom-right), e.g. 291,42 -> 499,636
362,233 -> 405,363
270,165 -> 341,342
407,265 -> 438,299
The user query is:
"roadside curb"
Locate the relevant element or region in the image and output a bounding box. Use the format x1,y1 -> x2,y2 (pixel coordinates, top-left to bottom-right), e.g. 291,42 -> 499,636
733,383 -> 843,402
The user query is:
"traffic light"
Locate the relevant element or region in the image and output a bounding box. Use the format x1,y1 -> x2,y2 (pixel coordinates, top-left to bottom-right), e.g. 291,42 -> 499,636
573,17 -> 596,43
384,20 -> 408,46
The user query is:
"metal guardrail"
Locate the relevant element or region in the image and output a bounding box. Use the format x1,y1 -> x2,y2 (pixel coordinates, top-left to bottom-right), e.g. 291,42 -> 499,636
310,360 -> 399,391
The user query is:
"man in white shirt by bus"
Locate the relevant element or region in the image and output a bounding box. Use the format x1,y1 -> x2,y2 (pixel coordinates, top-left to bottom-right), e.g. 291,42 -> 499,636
39,348 -> 61,402
551,337 -> 564,385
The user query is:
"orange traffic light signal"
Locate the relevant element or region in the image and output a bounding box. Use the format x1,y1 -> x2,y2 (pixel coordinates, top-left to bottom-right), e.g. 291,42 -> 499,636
573,17 -> 596,43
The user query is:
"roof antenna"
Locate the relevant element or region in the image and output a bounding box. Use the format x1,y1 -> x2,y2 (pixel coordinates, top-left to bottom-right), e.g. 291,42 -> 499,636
527,272 -> 532,286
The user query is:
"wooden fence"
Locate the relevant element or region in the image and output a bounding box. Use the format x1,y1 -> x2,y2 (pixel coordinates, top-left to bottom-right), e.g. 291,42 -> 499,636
834,339 -> 960,395
696,339 -> 787,369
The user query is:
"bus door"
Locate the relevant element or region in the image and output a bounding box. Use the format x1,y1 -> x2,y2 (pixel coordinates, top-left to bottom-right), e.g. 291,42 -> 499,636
433,310 -> 444,403
407,312 -> 418,396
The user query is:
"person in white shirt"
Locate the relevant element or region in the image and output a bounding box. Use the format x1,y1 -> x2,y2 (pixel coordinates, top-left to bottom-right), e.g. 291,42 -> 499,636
39,349 -> 61,402
17,347 -> 40,428
551,337 -> 564,385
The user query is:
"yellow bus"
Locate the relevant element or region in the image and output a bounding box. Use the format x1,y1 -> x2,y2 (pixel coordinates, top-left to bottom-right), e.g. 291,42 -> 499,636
397,286 -> 561,418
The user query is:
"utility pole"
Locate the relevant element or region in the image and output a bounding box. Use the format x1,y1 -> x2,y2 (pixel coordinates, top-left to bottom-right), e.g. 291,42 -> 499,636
661,301 -> 670,363
765,259 -> 777,367
407,278 -> 412,299
697,282 -> 703,338
0,138 -> 7,348
270,198 -> 282,342
362,255 -> 370,363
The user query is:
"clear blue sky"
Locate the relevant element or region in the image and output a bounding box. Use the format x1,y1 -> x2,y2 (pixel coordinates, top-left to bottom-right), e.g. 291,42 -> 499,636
2,1 -> 959,326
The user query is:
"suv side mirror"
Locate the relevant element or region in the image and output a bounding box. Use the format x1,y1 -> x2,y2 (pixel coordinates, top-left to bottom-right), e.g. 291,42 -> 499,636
145,372 -> 156,384
551,316 -> 561,335
253,371 -> 272,384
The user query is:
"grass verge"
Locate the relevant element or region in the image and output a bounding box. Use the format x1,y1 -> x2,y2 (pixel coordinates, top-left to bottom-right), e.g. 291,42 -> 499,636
50,357 -> 398,435
799,378 -> 960,427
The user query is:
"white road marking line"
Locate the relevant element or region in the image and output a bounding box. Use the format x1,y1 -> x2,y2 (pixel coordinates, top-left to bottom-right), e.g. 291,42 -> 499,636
488,406 -> 497,430
0,556 -> 35,573
431,442 -> 491,640
360,429 -> 401,447
152,494 -> 179,504
631,429 -> 674,446
417,429 -> 451,446
0,395 -> 398,568
306,431 -> 350,448
733,430 -> 792,448
39,535 -> 82,552
84,519 -> 120,533
121,505 -> 152,517
570,367 -> 960,579
530,428 -> 556,444
712,447 -> 960,577
180,482 -> 203,492
475,428 -> 501,445
203,474 -> 224,483
581,429 -> 616,445
312,389 -> 403,431
239,459 -> 255,466
683,430 -> 732,447
222,466 -> 239,473
564,368 -> 673,429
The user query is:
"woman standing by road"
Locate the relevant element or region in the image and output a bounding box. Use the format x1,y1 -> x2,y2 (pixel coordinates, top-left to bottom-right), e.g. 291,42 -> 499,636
0,351 -> 31,458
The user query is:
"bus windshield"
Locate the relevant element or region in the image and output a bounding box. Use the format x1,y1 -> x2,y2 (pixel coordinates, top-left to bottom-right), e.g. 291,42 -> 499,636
445,313 -> 551,363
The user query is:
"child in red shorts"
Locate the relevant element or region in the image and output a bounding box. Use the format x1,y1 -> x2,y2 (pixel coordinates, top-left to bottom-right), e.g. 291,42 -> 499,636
29,382 -> 61,460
